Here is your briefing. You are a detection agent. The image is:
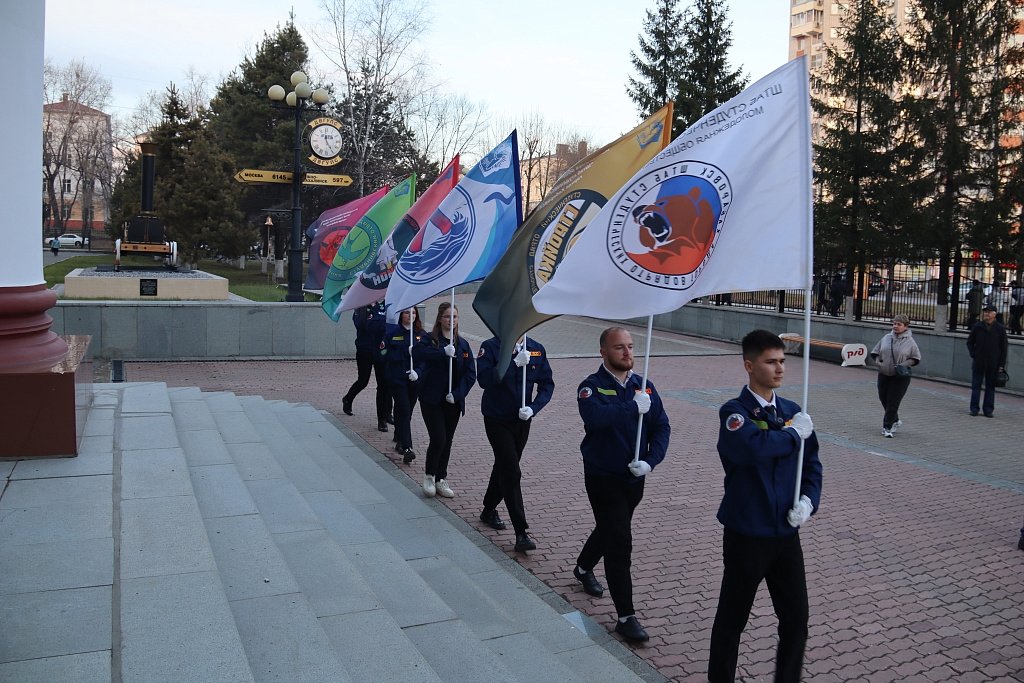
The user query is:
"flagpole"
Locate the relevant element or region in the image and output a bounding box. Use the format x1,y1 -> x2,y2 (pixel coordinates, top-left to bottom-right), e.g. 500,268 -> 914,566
448,288 -> 455,394
632,315 -> 654,464
794,56 -> 814,510
408,307 -> 414,374
519,334 -> 527,409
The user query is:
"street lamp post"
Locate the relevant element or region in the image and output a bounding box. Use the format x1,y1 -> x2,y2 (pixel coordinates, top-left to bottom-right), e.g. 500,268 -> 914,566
267,72 -> 329,302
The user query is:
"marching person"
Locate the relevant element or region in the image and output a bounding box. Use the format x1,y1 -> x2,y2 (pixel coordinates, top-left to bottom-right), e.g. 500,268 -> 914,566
413,302 -> 476,498
476,333 -> 554,553
383,306 -> 427,463
709,329 -> 823,683
966,304 -> 1009,418
342,301 -> 393,432
869,314 -> 922,438
573,327 -> 670,644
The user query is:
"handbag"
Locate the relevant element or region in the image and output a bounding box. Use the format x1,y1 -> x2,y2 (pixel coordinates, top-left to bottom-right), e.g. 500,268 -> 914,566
891,337 -> 912,377
995,369 -> 1009,388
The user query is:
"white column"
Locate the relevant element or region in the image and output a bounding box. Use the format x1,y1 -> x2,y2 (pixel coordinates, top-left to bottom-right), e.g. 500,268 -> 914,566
0,1 -> 67,373
0,2 -> 45,288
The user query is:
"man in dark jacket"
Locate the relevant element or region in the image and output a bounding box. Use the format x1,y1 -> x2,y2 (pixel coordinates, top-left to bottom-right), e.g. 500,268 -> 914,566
573,327 -> 670,644
342,302 -> 392,431
966,304 -> 1009,417
709,329 -> 823,683
476,335 -> 554,553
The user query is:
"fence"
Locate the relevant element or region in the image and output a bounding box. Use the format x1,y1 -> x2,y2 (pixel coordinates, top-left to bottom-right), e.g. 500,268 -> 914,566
720,277 -> 1023,333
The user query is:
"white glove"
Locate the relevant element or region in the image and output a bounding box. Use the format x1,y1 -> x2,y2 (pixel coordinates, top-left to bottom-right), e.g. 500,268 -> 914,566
444,343 -> 456,358
406,369 -> 418,382
445,392 -> 455,404
787,495 -> 813,528
518,406 -> 534,421
513,346 -> 530,367
633,390 -> 651,414
786,411 -> 813,439
627,460 -> 652,477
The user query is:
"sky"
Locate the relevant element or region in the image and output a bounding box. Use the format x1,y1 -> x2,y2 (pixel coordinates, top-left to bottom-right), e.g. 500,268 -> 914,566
44,0 -> 789,148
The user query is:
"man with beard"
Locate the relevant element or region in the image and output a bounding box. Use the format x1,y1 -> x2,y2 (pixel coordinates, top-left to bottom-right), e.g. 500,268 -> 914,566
572,326 -> 670,643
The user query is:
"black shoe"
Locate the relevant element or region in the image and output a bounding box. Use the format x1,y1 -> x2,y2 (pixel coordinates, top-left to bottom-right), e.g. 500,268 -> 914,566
385,414 -> 395,425
614,616 -> 649,643
377,420 -> 388,432
970,410 -> 979,416
401,447 -> 416,464
514,532 -> 536,552
342,398 -> 353,416
984,412 -> 994,418
573,566 -> 604,597
479,509 -> 506,530
1018,534 -> 1024,551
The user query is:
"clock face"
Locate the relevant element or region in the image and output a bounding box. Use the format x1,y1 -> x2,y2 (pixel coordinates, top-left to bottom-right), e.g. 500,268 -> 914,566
310,124 -> 342,159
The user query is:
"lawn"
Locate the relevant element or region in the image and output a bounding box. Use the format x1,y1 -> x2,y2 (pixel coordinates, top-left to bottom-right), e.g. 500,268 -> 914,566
45,254 -> 321,303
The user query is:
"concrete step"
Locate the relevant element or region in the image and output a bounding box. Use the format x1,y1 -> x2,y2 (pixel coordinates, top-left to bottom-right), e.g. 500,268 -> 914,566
118,382 -> 255,683
2,382 -> 656,683
265,400 -> 652,682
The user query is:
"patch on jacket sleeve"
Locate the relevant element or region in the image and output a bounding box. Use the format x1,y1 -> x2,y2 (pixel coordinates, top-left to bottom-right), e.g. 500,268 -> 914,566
578,387 -> 593,399
477,347 -> 485,357
725,413 -> 745,431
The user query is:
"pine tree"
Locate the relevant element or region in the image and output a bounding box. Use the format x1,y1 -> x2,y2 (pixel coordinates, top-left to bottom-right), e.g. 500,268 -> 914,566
163,129 -> 246,267
812,0 -> 926,317
675,0 -> 748,131
627,0 -> 686,132
904,0 -> 1023,323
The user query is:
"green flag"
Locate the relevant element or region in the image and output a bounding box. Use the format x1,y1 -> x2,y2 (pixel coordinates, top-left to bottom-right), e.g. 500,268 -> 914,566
321,175 -> 415,321
472,105 -> 673,371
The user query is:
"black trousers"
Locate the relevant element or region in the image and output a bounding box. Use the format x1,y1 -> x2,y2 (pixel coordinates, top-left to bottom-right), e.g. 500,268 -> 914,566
343,349 -> 391,421
876,373 -> 911,430
390,380 -> 418,450
970,363 -> 998,415
709,528 -> 808,683
482,417 -> 531,534
421,400 -> 460,480
577,473 -> 645,619
1009,305 -> 1022,335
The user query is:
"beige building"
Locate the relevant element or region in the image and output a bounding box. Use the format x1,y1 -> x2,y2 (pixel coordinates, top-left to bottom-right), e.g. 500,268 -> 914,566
42,94 -> 112,239
520,141 -> 589,216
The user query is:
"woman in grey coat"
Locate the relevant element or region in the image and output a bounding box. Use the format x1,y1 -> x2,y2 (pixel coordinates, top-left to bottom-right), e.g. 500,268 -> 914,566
869,314 -> 922,438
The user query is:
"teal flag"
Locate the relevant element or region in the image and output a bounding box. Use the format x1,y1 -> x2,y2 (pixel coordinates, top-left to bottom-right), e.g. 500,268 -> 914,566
321,175 -> 415,321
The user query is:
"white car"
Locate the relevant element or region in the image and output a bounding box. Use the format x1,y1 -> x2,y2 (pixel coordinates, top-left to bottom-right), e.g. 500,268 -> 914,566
45,233 -> 89,248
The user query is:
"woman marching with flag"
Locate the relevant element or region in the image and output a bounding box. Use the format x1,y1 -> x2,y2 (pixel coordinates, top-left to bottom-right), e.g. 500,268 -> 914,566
383,306 -> 426,464
412,301 -> 476,498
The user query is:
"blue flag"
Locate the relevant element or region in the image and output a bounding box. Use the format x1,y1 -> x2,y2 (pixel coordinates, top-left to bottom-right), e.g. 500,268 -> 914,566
385,132 -> 522,322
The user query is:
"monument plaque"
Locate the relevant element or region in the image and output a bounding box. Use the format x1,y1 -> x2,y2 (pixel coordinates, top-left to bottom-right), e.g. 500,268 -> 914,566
140,278 -> 158,296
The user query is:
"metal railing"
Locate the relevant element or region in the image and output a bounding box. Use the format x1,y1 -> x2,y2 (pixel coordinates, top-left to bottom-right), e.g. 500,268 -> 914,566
719,277 -> 1023,333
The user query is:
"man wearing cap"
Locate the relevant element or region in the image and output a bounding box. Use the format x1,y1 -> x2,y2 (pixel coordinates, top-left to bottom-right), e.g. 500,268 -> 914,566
966,304 -> 1008,417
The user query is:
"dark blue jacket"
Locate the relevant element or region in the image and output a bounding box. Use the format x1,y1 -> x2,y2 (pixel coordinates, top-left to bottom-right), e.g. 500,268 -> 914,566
476,337 -> 554,420
382,324 -> 429,385
577,365 -> 670,480
716,387 -> 823,538
413,335 -> 476,414
352,302 -> 388,353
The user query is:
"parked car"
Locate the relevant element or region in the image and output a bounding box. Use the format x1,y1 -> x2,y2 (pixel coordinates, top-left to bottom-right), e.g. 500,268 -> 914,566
45,233 -> 89,248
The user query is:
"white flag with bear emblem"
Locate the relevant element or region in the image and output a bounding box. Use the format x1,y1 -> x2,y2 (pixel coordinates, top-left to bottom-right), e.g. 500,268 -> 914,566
533,57 -> 812,319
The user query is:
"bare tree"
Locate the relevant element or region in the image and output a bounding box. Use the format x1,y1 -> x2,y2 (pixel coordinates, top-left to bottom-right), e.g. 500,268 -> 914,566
42,59 -> 112,237
404,89 -> 490,169
312,0 -> 431,194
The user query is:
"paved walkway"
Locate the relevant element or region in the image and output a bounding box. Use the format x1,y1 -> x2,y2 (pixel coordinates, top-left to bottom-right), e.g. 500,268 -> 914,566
126,295 -> 1024,682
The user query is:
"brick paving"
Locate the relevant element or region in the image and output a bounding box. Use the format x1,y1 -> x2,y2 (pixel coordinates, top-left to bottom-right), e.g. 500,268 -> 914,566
127,295 -> 1024,682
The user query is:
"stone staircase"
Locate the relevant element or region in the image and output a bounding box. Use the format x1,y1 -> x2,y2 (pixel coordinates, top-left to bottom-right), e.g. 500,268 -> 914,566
0,382 -> 661,682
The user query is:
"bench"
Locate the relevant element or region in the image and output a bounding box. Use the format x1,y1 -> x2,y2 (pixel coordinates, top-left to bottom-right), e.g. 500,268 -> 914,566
779,333 -> 867,366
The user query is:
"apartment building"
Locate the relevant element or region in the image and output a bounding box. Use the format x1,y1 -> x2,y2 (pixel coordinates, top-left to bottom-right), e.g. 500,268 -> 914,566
42,94 -> 112,238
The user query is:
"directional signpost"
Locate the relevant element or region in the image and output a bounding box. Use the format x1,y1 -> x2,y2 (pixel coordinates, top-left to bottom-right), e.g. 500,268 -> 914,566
234,169 -> 352,187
